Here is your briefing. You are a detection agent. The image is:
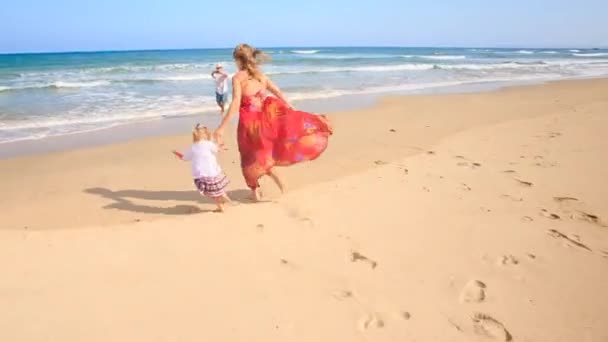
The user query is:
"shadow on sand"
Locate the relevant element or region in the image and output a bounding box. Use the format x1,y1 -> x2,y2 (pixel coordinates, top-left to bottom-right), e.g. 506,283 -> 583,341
84,187 -> 252,216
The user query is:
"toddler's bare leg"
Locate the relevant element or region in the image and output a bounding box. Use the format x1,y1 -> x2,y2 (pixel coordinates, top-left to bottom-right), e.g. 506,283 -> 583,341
213,197 -> 225,212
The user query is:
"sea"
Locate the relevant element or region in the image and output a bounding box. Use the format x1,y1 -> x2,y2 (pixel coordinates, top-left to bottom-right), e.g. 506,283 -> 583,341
1,47 -> 608,144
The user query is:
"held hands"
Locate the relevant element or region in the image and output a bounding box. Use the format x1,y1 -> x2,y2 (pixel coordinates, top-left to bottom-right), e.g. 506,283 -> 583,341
214,128 -> 226,148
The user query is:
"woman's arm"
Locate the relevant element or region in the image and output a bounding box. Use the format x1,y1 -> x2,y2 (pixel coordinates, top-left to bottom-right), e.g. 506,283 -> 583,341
266,76 -> 293,109
214,75 -> 242,140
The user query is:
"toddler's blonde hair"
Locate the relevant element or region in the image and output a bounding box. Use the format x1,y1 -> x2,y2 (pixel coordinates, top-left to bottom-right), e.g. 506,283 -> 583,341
192,124 -> 211,142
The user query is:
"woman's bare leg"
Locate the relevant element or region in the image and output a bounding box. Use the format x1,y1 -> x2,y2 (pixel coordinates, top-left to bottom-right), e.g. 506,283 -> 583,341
267,169 -> 286,194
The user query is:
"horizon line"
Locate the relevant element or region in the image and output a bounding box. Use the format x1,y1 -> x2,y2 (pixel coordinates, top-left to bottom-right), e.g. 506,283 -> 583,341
0,44 -> 604,56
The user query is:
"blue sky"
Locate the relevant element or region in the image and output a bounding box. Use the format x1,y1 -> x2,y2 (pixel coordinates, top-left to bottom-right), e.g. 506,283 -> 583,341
1,0 -> 607,53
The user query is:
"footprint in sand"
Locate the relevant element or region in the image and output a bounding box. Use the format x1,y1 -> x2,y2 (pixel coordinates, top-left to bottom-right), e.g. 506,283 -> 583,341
461,183 -> 472,192
399,311 -> 411,320
457,161 -> 482,169
374,160 -> 389,166
570,211 -> 606,227
540,209 -> 561,220
496,255 -> 519,266
554,196 -> 579,203
521,216 -> 534,222
501,194 -> 523,202
460,280 -> 487,303
351,251 -> 378,269
548,229 -> 592,251
284,207 -> 315,226
358,313 -> 385,331
332,290 -> 353,301
535,161 -> 557,168
514,179 -> 534,187
472,313 -> 513,341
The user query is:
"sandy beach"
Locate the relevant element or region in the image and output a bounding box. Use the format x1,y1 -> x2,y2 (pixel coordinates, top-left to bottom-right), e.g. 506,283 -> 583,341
1,78 -> 607,341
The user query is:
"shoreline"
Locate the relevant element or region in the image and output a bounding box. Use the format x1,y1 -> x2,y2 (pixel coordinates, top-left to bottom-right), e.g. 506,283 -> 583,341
2,77 -> 607,231
1,76 -> 604,159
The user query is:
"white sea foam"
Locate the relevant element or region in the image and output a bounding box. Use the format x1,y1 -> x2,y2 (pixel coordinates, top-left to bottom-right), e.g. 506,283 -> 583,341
541,51 -> 558,54
420,55 -> 467,60
0,94 -> 217,145
570,49 -> 581,52
0,80 -> 110,92
51,80 -> 111,88
402,55 -> 467,60
266,63 -> 436,75
517,50 -> 535,54
573,53 -> 608,57
148,75 -> 212,81
291,50 -> 320,54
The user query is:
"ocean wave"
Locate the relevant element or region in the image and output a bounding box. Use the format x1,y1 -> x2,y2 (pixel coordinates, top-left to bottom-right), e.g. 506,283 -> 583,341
266,63 -> 436,75
420,55 -> 467,60
294,54 -> 396,60
291,50 -> 320,54
541,51 -> 558,54
437,62 -> 541,70
120,75 -> 213,83
573,53 -> 608,57
278,74 -> 568,101
516,50 -> 535,54
570,49 -> 581,53
266,59 -> 608,75
0,80 -> 110,93
0,99 -> 216,132
79,62 -> 228,75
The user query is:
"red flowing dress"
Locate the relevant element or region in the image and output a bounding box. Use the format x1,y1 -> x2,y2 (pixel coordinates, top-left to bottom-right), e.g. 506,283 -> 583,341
237,90 -> 333,189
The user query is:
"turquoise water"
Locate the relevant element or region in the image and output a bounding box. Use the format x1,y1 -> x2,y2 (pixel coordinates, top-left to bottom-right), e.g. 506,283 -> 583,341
1,47 -> 608,143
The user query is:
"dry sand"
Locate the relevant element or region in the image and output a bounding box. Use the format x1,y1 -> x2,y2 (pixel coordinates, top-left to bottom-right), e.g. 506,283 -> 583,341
1,79 -> 607,341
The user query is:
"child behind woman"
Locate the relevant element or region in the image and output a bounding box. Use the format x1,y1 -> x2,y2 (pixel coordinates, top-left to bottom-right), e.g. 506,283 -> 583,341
174,124 -> 231,212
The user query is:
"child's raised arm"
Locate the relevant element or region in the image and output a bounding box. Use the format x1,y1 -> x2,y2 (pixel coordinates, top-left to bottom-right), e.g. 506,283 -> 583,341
172,150 -> 184,159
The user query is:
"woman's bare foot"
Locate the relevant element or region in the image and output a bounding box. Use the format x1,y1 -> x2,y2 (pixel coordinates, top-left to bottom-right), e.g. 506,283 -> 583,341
249,189 -> 261,202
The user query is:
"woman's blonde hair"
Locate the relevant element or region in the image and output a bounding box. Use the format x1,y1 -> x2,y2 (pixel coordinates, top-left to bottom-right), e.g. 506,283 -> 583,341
233,43 -> 270,81
192,124 -> 211,142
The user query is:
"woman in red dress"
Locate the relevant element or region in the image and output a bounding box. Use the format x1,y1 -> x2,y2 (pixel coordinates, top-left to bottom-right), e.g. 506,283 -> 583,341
214,44 -> 333,201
